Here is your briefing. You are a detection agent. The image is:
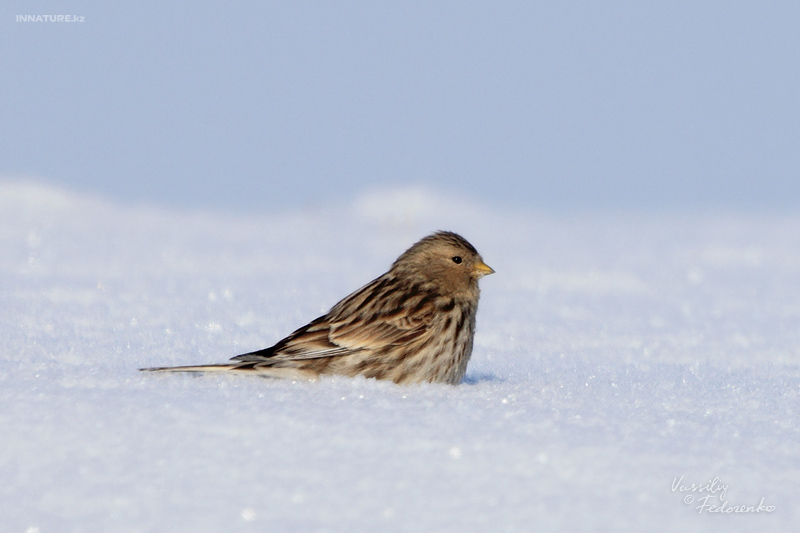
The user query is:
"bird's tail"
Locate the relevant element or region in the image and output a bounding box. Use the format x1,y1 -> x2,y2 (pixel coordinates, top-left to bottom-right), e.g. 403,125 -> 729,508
140,364 -> 242,373
139,364 -> 319,381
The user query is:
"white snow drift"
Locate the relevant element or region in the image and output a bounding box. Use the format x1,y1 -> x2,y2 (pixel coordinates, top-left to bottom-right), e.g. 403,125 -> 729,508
1,181 -> 798,532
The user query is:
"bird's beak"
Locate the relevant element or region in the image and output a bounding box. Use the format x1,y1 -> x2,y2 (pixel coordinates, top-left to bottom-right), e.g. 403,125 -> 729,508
473,261 -> 495,278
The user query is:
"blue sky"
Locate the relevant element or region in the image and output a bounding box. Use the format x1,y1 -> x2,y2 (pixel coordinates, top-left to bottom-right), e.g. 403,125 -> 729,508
2,2 -> 799,212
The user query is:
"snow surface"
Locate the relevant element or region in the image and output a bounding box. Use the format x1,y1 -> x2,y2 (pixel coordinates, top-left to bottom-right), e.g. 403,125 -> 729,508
2,181 -> 799,532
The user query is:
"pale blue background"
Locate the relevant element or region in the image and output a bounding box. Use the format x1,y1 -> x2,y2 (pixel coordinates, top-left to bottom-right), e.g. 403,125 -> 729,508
2,1 -> 799,212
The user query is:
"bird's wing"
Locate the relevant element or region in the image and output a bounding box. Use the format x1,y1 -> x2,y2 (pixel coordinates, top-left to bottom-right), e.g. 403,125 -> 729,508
326,298 -> 436,350
231,274 -> 439,364
230,316 -> 351,363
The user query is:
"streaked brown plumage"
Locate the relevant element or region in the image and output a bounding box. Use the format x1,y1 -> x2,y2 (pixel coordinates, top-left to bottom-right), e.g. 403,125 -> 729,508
141,231 -> 494,385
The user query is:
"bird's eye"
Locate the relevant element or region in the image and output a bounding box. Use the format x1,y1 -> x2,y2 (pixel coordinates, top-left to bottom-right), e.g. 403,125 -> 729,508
451,256 -> 462,264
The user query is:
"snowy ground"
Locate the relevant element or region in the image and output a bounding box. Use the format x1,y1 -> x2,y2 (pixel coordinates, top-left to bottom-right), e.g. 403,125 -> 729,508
2,181 -> 799,532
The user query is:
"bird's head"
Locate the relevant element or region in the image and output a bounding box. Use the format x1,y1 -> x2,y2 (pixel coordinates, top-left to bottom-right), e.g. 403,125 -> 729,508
392,231 -> 494,297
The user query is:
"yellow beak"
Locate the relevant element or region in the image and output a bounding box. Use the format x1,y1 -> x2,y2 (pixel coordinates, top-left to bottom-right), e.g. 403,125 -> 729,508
473,261 -> 495,277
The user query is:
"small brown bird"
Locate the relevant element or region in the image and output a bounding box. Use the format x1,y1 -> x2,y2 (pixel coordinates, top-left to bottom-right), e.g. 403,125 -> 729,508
141,231 -> 494,385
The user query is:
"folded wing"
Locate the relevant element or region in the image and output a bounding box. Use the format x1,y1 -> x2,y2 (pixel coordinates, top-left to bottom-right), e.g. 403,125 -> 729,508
230,274 -> 438,365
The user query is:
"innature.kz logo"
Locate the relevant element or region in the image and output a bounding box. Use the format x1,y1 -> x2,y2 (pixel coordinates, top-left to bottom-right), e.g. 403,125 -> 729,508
17,15 -> 85,23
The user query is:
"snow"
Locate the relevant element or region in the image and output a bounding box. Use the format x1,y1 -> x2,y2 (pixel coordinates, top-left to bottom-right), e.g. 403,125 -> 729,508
1,180 -> 798,532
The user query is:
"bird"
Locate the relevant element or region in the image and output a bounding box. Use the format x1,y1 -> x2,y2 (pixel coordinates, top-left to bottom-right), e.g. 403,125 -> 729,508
141,231 -> 494,385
